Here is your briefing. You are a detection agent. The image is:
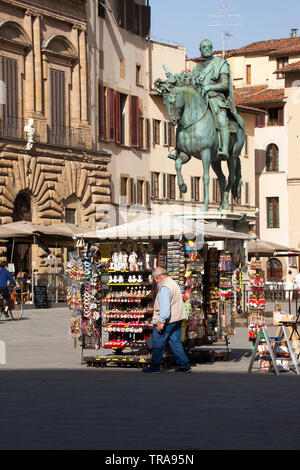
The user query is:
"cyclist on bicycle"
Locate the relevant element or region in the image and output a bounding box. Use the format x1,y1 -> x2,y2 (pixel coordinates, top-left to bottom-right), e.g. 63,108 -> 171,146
0,261 -> 16,316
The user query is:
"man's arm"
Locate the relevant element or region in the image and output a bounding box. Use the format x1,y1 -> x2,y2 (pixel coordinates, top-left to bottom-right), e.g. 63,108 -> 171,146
7,271 -> 16,287
203,73 -> 229,95
157,286 -> 171,331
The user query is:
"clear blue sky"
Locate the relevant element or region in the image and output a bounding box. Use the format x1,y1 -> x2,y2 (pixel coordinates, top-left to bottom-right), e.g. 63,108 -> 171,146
149,0 -> 300,58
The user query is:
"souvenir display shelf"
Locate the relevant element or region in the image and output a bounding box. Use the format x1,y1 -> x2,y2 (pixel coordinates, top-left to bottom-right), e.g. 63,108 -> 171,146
102,248 -> 156,351
248,257 -> 266,343
218,250 -> 234,339
65,236 -> 249,368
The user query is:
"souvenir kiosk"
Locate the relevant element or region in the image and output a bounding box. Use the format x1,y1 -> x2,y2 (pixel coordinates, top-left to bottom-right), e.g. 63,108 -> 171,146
66,213 -> 254,368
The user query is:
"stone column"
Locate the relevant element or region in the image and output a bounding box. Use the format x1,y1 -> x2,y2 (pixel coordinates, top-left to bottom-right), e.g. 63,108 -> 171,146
23,10 -> 35,116
70,25 -> 81,123
79,26 -> 88,123
33,13 -> 43,115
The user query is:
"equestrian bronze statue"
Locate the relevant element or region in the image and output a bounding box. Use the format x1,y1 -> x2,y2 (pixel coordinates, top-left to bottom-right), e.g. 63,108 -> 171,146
155,39 -> 245,212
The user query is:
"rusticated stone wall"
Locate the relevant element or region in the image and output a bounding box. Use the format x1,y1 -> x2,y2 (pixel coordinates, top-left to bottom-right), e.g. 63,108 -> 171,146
0,141 -> 111,272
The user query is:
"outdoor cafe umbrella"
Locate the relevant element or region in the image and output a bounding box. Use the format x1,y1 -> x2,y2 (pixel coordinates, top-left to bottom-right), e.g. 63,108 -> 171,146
43,222 -> 96,238
0,221 -> 50,238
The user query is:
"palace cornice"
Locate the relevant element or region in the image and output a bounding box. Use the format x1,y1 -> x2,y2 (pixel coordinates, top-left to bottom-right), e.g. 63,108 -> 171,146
287,177 -> 300,184
0,141 -> 111,164
0,0 -> 86,28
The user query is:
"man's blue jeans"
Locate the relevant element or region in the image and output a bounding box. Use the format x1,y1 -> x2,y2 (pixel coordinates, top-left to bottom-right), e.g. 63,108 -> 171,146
150,321 -> 190,370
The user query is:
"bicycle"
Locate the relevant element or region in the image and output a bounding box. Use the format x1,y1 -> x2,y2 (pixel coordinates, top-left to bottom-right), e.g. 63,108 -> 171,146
0,285 -> 24,320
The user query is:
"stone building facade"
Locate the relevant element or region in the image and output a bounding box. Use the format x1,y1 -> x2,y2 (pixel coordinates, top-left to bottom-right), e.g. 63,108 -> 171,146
0,0 -> 111,273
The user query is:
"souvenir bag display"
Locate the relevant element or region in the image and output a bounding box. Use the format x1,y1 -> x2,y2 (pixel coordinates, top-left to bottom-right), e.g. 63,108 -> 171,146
184,241 -> 205,347
218,250 -> 234,338
167,241 -> 185,293
247,257 -> 266,342
202,248 -> 219,342
66,245 -> 104,350
235,264 -> 243,315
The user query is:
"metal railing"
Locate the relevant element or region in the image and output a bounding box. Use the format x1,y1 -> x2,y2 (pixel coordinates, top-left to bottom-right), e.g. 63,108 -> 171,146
243,284 -> 300,317
0,116 -> 92,150
48,124 -> 91,149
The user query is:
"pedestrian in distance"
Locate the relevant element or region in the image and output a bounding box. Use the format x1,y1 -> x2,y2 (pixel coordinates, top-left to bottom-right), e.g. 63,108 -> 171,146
143,267 -> 191,374
283,270 -> 295,300
0,261 -> 16,316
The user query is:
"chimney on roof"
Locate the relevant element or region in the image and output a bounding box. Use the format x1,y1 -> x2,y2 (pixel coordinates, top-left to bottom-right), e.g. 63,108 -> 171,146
290,28 -> 298,38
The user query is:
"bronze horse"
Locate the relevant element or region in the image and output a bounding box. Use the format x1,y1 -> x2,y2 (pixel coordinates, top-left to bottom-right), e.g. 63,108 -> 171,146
158,83 -> 244,212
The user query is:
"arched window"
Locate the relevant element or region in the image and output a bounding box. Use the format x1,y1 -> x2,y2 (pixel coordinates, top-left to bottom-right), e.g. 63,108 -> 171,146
266,258 -> 282,282
12,192 -> 32,222
266,144 -> 279,172
63,195 -> 83,226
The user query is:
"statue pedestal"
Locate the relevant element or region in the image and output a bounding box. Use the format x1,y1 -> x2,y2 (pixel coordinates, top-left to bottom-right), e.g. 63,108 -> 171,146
180,210 -> 256,235
203,211 -> 256,234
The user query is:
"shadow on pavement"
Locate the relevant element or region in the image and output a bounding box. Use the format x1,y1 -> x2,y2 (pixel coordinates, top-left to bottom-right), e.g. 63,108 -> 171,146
0,368 -> 300,450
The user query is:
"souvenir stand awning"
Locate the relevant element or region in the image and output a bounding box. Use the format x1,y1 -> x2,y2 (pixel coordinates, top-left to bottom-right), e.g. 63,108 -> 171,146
247,238 -> 300,257
75,214 -> 253,241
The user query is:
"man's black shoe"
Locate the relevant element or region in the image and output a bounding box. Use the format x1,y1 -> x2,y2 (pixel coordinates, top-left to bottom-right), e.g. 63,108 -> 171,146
142,366 -> 161,373
175,367 -> 192,373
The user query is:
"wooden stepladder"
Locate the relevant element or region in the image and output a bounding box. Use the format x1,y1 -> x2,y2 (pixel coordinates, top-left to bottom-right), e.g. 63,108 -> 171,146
248,326 -> 300,376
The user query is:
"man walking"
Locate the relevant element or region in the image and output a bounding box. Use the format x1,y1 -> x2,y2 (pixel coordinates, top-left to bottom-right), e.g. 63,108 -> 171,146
143,267 -> 191,373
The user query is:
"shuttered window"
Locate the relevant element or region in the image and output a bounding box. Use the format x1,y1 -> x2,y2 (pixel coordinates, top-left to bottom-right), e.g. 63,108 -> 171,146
167,174 -> 176,200
213,178 -> 221,203
255,112 -> 266,128
130,178 -> 136,205
267,197 -> 279,228
120,176 -> 129,205
107,88 -> 114,141
65,208 -> 76,224
99,84 -> 106,140
50,68 -> 66,145
267,106 -> 284,126
191,177 -> 200,201
266,144 -> 279,171
0,56 -> 18,138
137,179 -> 144,205
130,95 -> 139,147
117,0 -> 150,38
153,119 -> 160,145
114,91 -> 121,144
168,122 -> 175,147
245,182 -> 250,205
151,172 -> 159,199
246,65 -> 251,84
162,173 -> 167,198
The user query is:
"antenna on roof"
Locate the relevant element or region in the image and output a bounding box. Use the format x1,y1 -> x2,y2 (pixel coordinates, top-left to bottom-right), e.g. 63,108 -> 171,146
290,28 -> 298,38
209,4 -> 242,57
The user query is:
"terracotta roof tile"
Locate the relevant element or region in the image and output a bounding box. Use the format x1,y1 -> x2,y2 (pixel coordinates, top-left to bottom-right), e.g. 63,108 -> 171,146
229,37 -> 300,57
234,86 -> 285,105
273,60 -> 300,73
268,38 -> 300,56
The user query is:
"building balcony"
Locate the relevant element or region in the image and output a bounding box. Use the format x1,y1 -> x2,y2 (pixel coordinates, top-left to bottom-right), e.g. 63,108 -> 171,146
0,116 -> 93,150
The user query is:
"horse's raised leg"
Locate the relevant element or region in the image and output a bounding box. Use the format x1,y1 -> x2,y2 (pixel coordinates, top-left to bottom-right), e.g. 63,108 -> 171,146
211,160 -> 226,211
224,154 -> 237,210
174,153 -> 191,193
201,149 -> 211,212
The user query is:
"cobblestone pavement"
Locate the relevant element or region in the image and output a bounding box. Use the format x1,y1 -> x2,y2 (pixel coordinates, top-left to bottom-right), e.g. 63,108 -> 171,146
0,307 -> 299,450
